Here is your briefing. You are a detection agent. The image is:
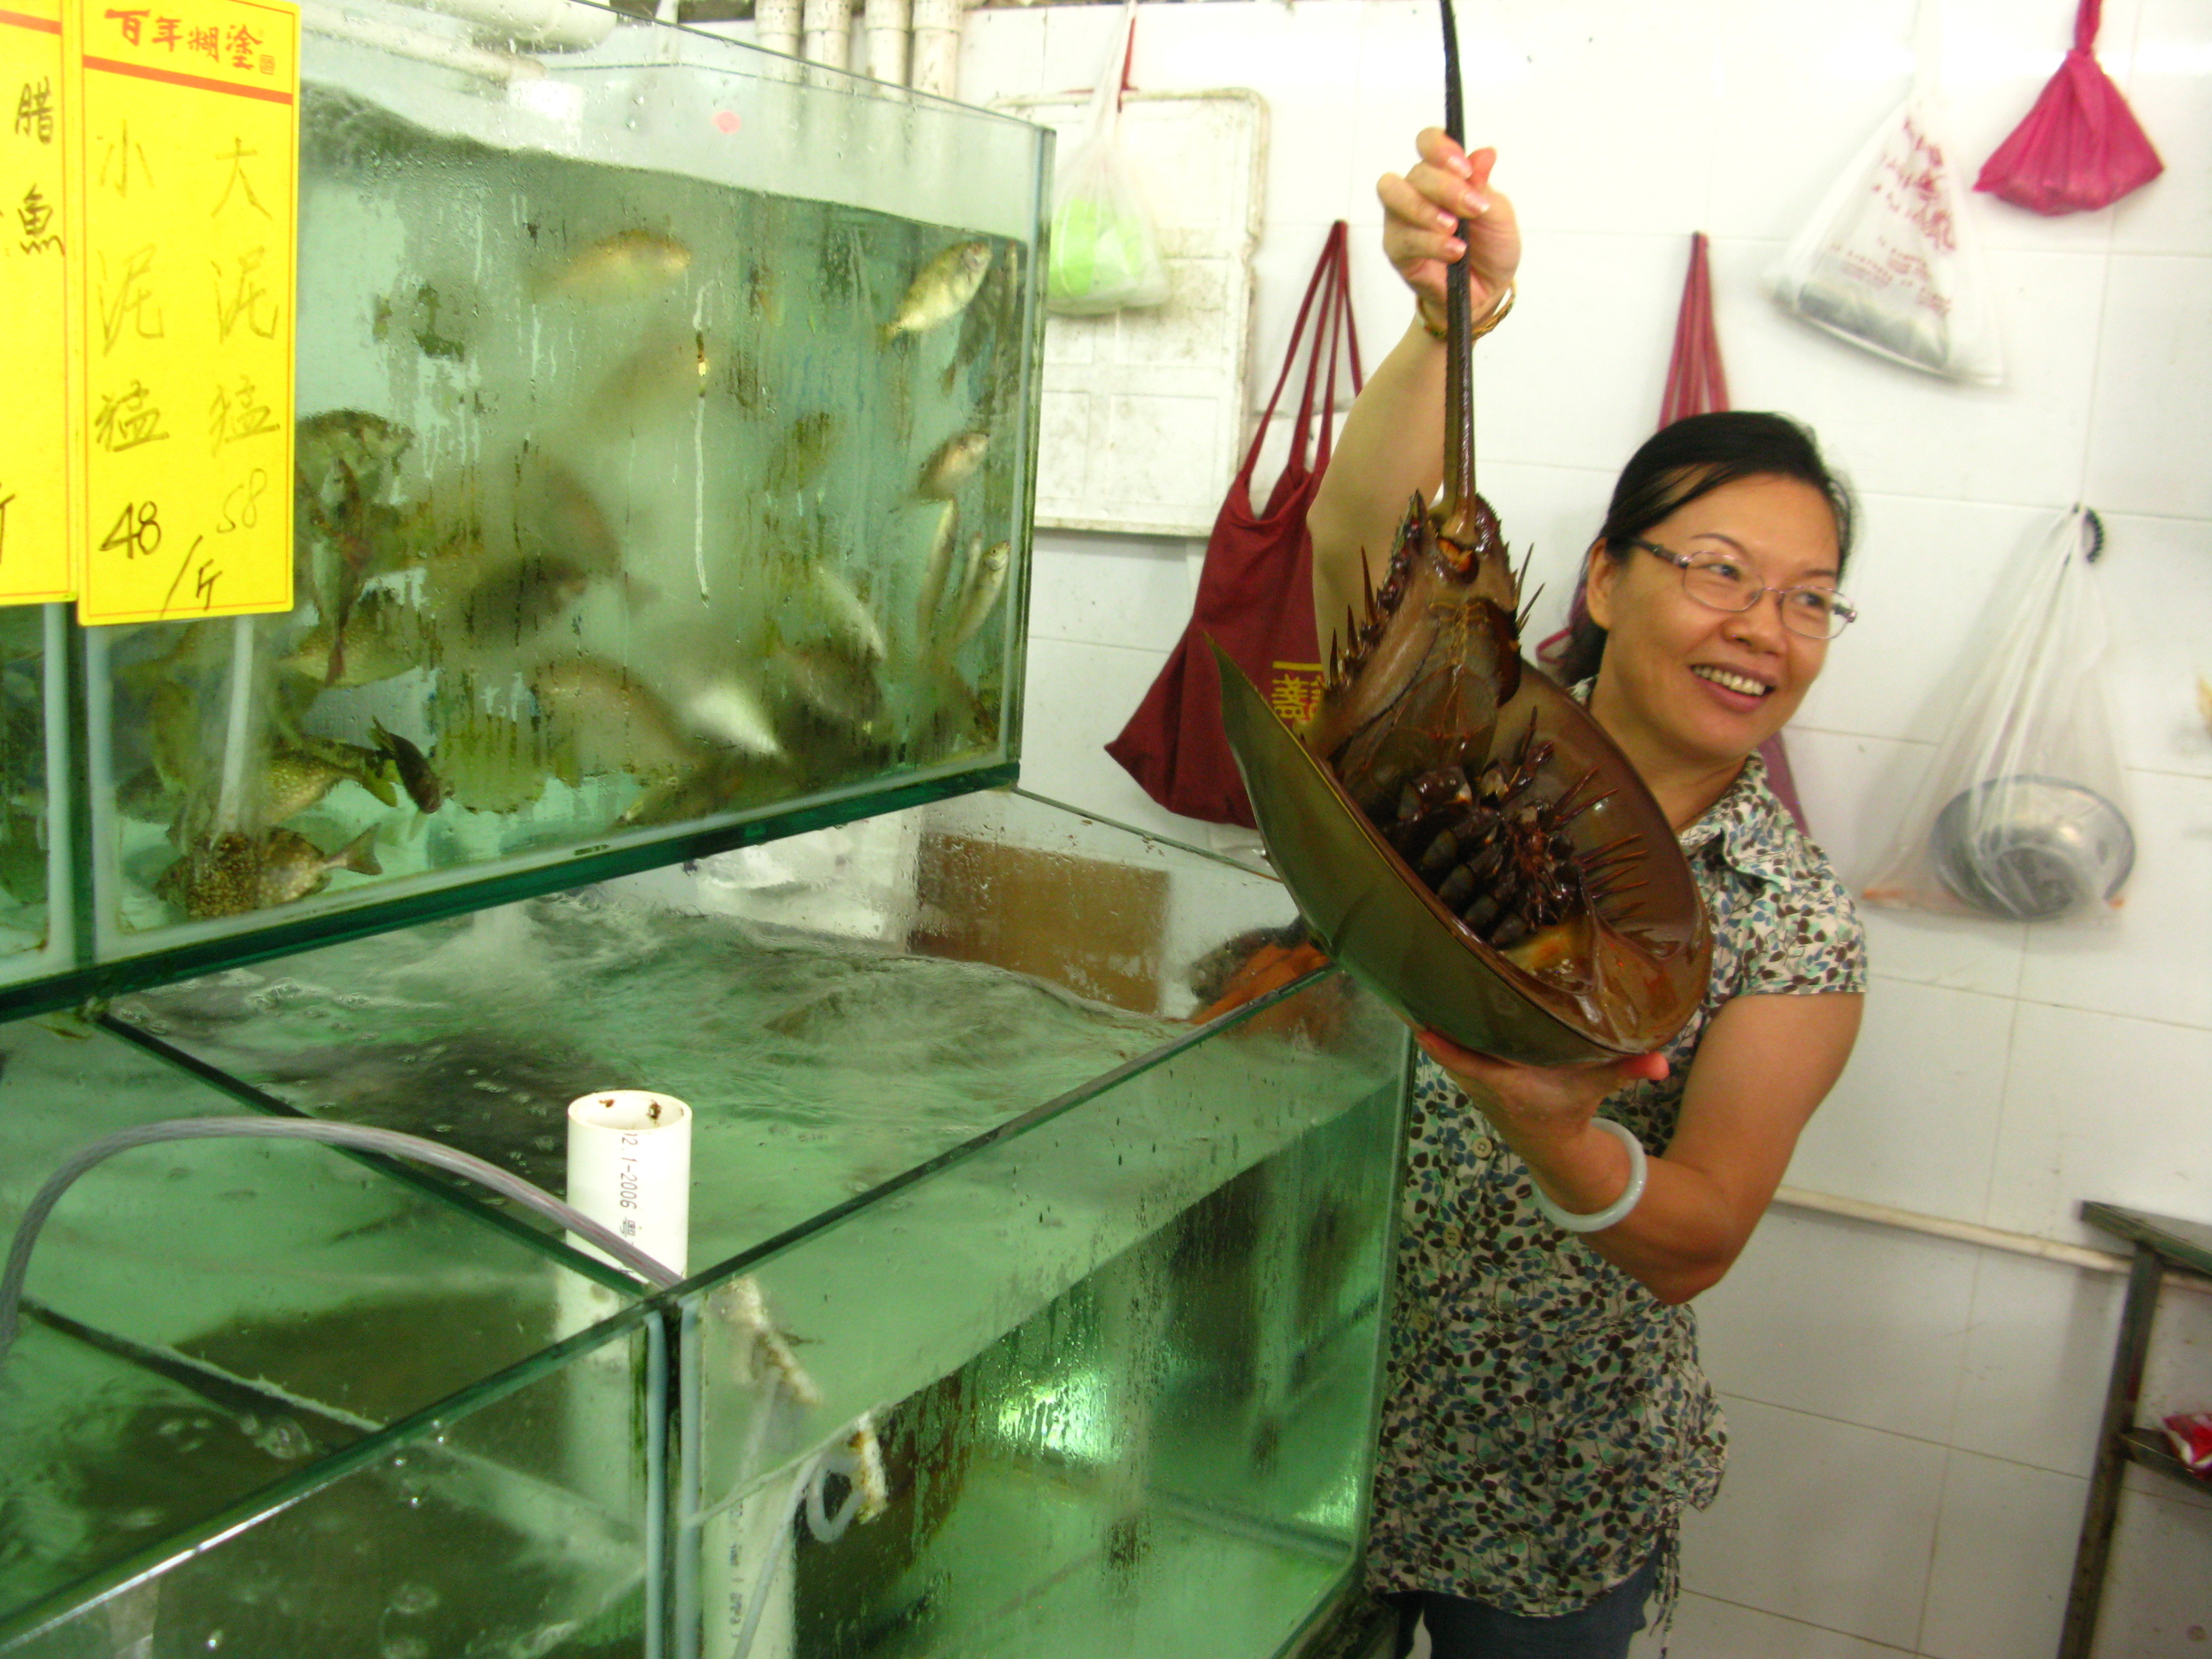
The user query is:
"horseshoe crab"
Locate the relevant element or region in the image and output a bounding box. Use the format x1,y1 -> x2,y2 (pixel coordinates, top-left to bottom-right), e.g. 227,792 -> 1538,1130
1213,0 -> 1710,1066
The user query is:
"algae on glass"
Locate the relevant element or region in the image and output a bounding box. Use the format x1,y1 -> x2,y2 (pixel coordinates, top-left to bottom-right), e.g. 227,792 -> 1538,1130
86,2 -> 1045,967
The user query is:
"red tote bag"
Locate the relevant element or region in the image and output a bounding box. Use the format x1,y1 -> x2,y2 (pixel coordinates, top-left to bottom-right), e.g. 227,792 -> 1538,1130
1105,221 -> 1363,827
1537,232 -> 1809,829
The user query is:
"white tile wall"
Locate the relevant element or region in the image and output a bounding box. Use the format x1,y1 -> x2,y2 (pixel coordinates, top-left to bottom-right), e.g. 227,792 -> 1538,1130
1918,1452 -> 2085,1659
959,2 -> 2212,1651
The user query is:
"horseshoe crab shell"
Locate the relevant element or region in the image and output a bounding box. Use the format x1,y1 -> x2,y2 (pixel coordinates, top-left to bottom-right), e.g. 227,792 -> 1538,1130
1216,638 -> 1711,1064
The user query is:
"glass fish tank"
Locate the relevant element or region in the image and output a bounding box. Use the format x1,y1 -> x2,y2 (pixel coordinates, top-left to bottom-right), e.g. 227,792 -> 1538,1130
39,788 -> 1408,1656
0,609 -> 68,994
78,0 -> 1048,989
0,1018 -> 664,1658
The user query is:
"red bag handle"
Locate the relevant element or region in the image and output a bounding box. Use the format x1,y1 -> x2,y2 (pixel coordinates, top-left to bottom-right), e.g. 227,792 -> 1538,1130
1240,221 -> 1363,485
2074,0 -> 2101,53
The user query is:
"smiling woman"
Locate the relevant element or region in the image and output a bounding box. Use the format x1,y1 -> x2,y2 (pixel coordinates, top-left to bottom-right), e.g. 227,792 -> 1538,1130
1300,129 -> 1870,1659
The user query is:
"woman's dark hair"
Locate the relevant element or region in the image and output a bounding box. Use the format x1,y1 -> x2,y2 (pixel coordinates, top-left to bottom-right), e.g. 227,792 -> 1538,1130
1551,411 -> 1855,685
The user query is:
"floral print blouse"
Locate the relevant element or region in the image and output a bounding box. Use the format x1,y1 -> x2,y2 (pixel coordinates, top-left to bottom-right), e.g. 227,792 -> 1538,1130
1365,748 -> 1869,1618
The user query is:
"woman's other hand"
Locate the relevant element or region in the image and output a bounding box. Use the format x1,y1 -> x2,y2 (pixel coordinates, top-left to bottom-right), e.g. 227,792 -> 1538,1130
1414,1026 -> 1665,1154
1377,129 -> 1522,326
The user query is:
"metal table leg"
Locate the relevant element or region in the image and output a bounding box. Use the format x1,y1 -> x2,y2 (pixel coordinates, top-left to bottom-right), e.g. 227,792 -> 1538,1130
2056,1244 -> 2165,1659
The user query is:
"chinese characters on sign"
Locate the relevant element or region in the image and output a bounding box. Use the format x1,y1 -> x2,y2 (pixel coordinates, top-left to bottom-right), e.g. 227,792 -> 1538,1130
70,0 -> 296,624
0,0 -> 72,603
1267,662 -> 1325,728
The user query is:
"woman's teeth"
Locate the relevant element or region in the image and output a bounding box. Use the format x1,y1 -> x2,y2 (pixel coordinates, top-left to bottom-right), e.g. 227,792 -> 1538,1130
1693,665 -> 1770,697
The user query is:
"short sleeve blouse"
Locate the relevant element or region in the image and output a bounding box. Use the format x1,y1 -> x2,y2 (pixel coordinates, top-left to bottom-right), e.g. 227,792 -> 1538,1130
1365,749 -> 1868,1617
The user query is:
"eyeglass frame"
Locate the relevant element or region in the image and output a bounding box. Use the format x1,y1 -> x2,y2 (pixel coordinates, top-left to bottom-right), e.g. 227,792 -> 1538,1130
1622,538 -> 1858,641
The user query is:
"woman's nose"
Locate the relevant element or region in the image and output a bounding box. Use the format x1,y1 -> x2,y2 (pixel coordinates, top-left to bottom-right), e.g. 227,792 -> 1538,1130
1722,593 -> 1788,649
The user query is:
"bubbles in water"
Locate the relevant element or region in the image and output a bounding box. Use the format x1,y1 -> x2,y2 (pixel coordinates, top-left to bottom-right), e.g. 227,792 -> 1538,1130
204,1630 -> 225,1650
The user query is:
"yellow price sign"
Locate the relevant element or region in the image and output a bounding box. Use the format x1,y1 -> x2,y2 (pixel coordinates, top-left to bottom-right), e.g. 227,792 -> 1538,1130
67,0 -> 296,625
0,0 -> 72,603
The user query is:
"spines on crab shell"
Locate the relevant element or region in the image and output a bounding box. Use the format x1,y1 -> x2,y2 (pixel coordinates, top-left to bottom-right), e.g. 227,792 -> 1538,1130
1302,488 -> 1525,820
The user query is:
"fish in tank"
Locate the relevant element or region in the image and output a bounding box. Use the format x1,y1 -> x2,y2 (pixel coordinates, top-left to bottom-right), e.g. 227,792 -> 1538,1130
94,74 -> 1033,940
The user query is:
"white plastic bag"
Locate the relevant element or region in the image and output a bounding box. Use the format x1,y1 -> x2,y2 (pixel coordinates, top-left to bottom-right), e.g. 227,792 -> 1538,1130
1863,509 -> 2132,923
1768,2 -> 2003,386
1045,1 -> 1170,317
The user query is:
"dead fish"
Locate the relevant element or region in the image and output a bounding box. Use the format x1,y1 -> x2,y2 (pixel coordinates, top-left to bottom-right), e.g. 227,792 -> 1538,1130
280,591 -> 435,687
535,230 -> 692,303
915,500 -> 960,634
881,240 -> 992,344
809,565 -> 887,662
946,539 -> 1011,651
531,657 -> 695,778
680,682 -> 785,759
614,755 -> 749,829
372,719 -> 447,813
155,826 -> 381,920
918,430 -> 989,501
764,411 -> 837,498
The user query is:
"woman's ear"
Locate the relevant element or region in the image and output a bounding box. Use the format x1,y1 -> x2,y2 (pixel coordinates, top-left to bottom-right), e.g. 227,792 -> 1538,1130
1583,541 -> 1617,631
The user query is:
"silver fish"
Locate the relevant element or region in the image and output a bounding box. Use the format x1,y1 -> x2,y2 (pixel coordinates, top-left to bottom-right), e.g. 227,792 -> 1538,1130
915,500 -> 960,634
809,565 -> 887,662
947,539 -> 1011,651
918,429 -> 989,501
881,240 -> 992,344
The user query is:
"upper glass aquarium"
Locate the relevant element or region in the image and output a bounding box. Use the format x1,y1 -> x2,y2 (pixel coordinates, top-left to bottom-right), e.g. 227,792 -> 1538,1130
77,0 -> 1048,987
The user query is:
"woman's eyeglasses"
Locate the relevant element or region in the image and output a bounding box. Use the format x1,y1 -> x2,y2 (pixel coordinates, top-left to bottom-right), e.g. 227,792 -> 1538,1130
1626,539 -> 1857,641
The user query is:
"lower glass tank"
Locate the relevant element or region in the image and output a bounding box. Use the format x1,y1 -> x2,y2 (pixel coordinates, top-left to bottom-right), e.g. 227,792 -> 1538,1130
5,792 -> 1406,1655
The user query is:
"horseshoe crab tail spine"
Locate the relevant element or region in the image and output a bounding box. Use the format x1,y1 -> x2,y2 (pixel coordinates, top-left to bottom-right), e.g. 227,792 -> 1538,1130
1438,0 -> 1478,546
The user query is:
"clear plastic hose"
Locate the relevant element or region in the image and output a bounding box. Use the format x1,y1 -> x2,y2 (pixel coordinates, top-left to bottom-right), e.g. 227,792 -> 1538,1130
0,1117 -> 682,1363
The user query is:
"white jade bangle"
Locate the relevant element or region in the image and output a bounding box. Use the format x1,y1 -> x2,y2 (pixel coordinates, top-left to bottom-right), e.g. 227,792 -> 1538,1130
1529,1118 -> 1647,1233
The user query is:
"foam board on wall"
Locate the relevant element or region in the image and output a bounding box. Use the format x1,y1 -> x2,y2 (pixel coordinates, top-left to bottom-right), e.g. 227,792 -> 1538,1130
996,89 -> 1266,537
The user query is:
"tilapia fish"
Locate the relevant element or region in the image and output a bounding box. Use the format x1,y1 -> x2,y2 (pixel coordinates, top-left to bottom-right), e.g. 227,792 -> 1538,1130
1211,0 -> 1710,1064
918,430 -> 988,501
882,240 -> 993,344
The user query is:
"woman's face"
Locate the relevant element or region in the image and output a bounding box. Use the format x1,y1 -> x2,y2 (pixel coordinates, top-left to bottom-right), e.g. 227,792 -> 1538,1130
1584,472 -> 1841,770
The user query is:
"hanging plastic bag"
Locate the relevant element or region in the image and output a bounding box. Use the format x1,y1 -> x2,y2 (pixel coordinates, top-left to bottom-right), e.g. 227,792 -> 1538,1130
1045,1 -> 1170,317
1768,2 -> 2003,386
1863,509 -> 2133,923
1975,0 -> 2163,216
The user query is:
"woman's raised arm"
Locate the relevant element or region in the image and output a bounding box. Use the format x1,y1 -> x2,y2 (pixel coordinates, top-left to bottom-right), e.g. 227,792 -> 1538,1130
1307,131 -> 1522,649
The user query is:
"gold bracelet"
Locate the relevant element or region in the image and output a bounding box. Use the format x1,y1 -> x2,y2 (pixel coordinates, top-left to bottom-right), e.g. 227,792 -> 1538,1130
1417,282 -> 1515,342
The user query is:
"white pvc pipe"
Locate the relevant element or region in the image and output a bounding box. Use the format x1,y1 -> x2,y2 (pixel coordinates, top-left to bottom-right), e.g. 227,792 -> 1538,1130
907,0 -> 957,97
755,0 -> 799,58
566,1090 -> 693,1279
800,0 -> 851,69
1771,1184 -> 2212,1293
864,0 -> 909,88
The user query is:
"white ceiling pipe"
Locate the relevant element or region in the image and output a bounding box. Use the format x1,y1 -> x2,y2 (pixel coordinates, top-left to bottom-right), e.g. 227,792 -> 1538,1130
908,0 -> 957,98
756,0 -> 799,58
802,0 -> 852,70
864,0 -> 910,90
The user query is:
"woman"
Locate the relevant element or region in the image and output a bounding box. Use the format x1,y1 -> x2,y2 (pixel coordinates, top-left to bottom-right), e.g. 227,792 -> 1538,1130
1306,130 -> 1869,1657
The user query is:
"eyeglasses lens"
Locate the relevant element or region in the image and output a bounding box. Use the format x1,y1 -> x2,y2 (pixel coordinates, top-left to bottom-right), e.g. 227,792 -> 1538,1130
1679,560 -> 1850,641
